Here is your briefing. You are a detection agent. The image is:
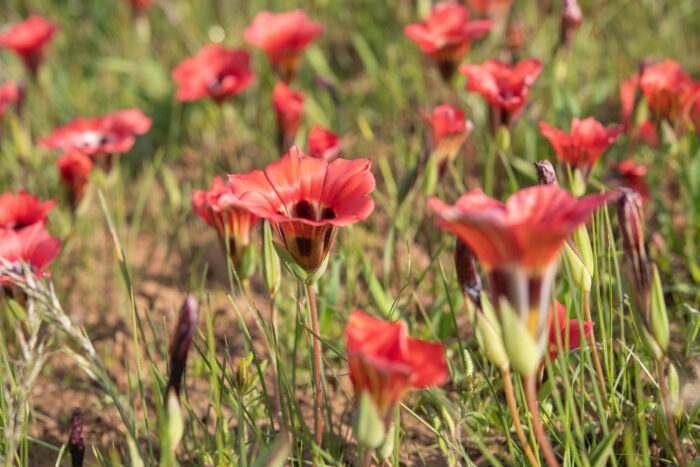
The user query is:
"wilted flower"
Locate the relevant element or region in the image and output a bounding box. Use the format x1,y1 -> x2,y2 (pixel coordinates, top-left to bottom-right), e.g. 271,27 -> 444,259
57,151 -> 93,210
466,0 -> 514,19
192,176 -> 259,278
0,15 -> 57,75
560,0 -> 583,50
273,81 -> 304,152
0,81 -> 23,119
167,295 -> 199,395
0,190 -> 55,230
429,185 -> 613,376
228,146 -> 374,281
404,2 -> 493,81
547,301 -> 593,362
172,45 -> 256,103
612,159 -> 649,204
639,59 -> 692,126
307,125 -> 341,161
419,103 -> 473,165
534,160 -> 559,187
459,59 -> 542,134
68,408 -> 85,467
346,310 -> 448,424
0,223 -> 60,283
244,10 -> 323,83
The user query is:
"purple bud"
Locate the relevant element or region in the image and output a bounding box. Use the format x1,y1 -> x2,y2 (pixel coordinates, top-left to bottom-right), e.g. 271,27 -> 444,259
454,239 -> 482,308
68,408 -> 84,467
167,295 -> 199,395
560,0 -> 583,49
534,160 -> 560,186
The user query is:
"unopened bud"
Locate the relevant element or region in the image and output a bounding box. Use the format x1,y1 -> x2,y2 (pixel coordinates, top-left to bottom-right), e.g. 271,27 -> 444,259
353,391 -> 386,448
262,221 -> 281,296
534,160 -> 560,186
68,408 -> 85,467
499,297 -> 543,377
167,295 -> 199,395
560,0 -> 583,49
454,239 -> 482,308
616,190 -> 651,317
235,353 -> 258,396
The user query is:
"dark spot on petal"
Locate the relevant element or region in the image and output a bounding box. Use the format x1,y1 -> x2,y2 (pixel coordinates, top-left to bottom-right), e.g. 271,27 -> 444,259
296,237 -> 312,257
294,200 -> 315,220
322,207 -> 336,220
323,227 -> 334,250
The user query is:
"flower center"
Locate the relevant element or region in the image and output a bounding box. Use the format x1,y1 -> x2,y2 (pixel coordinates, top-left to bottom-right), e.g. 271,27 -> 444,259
78,131 -> 113,149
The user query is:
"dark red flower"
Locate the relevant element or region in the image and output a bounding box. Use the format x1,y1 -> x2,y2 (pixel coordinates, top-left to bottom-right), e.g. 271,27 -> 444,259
466,0 -> 514,18
0,190 -> 55,230
459,59 -> 542,132
244,10 -> 323,83
613,159 -> 649,204
0,81 -> 22,119
404,3 -> 493,80
639,59 -> 691,125
0,15 -> 57,75
539,117 -> 621,178
123,0 -> 155,10
273,82 -> 304,152
0,223 -> 60,283
228,146 -> 374,275
40,109 -> 152,156
307,125 -> 341,162
192,176 -> 259,275
346,310 -> 448,419
547,301 -> 594,361
172,45 -> 256,103
56,151 -> 93,209
419,103 -> 473,162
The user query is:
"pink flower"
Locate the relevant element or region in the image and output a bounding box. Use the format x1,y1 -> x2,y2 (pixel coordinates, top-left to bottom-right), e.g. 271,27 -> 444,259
0,15 -> 57,74
273,82 -> 304,151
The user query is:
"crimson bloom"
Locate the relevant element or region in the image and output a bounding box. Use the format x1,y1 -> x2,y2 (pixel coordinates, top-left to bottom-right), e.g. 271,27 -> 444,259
244,10 -> 323,83
466,0 -> 514,18
0,81 -> 22,119
0,190 -> 55,230
404,2 -> 493,81
639,59 -> 692,126
172,45 -> 256,103
613,159 -> 649,204
40,109 -> 151,169
307,125 -> 341,162
346,310 -> 448,421
0,15 -> 57,75
273,81 -> 304,152
547,301 -> 594,362
429,185 -> 613,375
419,103 -> 473,164
0,223 -> 60,283
228,146 -> 374,279
539,117 -> 622,184
192,177 -> 259,278
56,151 -> 93,209
459,59 -> 542,133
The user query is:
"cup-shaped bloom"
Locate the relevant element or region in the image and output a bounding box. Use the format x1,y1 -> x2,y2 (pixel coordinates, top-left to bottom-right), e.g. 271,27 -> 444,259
273,82 -> 304,152
419,104 -> 474,164
192,177 -> 259,277
428,185 -> 613,375
307,125 -> 341,161
466,0 -> 514,19
0,223 -> 60,283
56,151 -> 93,209
539,117 -> 622,183
172,45 -> 256,103
228,146 -> 375,281
0,81 -> 23,119
346,310 -> 448,421
244,10 -> 323,83
40,109 -> 152,157
0,15 -> 57,75
404,3 -> 493,81
547,301 -> 593,362
459,59 -> 542,133
0,190 -> 55,230
613,159 -> 649,204
167,295 -> 199,395
639,59 -> 691,125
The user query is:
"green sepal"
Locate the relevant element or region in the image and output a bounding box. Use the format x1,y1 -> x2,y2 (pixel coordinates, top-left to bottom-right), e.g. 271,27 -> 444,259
573,224 -> 595,274
421,156 -> 438,197
262,222 -> 281,295
353,391 -> 386,449
236,243 -> 257,280
562,241 -> 592,293
650,263 -> 669,353
273,242 -> 330,284
377,423 -> 395,460
496,126 -> 511,151
166,389 -> 184,455
499,298 -> 543,377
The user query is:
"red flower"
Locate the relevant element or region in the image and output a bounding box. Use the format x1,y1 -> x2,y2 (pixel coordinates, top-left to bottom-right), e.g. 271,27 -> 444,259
466,0 -> 514,18
639,59 -> 691,125
273,82 -> 304,151
459,59 -> 542,132
0,15 -> 57,75
192,176 -> 259,275
613,159 -> 649,204
684,81 -> 700,134
0,190 -> 55,230
40,109 -> 152,156
620,74 -> 659,148
244,10 -> 323,83
539,117 -> 621,177
346,310 -> 448,418
307,125 -> 341,162
547,301 -> 594,361
404,2 -> 493,80
0,223 -> 60,283
420,103 -> 473,162
123,0 -> 155,10
172,45 -> 256,103
0,81 -> 22,119
228,146 -> 375,275
56,151 -> 93,209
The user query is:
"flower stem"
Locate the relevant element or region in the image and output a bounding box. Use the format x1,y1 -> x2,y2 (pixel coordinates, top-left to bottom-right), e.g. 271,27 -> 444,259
656,358 -> 686,467
306,282 -> 324,448
361,447 -> 375,467
583,293 -> 608,409
502,368 -> 539,467
524,375 -> 559,467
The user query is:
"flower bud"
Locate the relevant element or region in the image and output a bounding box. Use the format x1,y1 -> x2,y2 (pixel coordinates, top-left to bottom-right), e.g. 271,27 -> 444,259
650,263 -> 669,353
534,160 -> 560,186
562,240 -> 592,293
353,391 -> 386,448
616,189 -> 651,318
235,353 -> 258,396
454,239 -> 482,308
499,297 -> 543,377
68,408 -> 85,467
560,0 -> 583,50
167,295 -> 199,395
262,221 -> 281,296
